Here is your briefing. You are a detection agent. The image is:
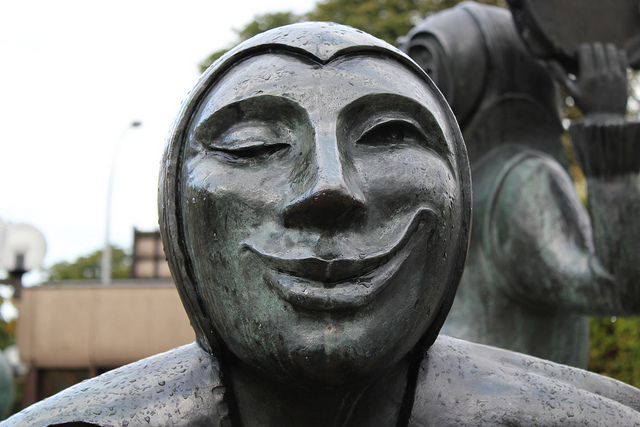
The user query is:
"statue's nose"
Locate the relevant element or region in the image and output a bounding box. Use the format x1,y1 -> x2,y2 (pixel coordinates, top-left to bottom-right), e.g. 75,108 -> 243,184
282,132 -> 365,230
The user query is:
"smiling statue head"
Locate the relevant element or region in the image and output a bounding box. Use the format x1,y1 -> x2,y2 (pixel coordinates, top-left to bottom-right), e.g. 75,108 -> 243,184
159,22 -> 471,388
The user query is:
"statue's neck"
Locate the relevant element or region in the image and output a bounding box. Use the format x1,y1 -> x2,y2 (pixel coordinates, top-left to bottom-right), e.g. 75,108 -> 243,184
224,356 -> 413,427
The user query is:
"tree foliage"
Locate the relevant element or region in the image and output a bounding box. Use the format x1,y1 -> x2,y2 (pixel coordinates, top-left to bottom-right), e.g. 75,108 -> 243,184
48,246 -> 131,282
0,319 -> 15,351
589,316 -> 640,388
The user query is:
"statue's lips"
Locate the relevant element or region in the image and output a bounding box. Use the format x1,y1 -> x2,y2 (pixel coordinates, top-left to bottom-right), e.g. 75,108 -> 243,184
244,209 -> 433,311
249,242 -> 399,284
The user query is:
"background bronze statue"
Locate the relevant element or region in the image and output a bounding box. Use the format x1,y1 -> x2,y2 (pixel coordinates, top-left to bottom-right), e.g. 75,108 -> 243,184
5,22 -> 640,426
507,0 -> 640,72
400,1 -> 640,369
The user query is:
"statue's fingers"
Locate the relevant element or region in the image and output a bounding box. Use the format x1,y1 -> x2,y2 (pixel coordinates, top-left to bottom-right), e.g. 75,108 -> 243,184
605,43 -> 626,79
592,42 -> 607,75
605,43 -> 618,70
577,43 -> 595,80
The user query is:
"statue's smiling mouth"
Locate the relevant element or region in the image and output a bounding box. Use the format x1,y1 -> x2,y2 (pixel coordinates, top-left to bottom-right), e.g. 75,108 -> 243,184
243,208 -> 435,311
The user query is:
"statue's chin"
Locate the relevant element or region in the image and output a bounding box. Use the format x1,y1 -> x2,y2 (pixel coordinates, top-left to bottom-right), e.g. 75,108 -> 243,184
252,360 -> 388,391
228,334 -> 416,391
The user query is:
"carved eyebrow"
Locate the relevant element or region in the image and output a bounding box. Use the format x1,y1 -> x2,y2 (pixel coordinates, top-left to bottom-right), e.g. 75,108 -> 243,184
339,93 -> 453,167
191,95 -> 309,144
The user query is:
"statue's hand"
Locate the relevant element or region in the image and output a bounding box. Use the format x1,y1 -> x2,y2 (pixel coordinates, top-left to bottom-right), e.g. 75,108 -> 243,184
549,42 -> 629,118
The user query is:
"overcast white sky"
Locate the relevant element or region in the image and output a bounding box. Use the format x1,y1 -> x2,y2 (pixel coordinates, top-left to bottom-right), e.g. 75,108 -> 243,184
0,0 -> 318,283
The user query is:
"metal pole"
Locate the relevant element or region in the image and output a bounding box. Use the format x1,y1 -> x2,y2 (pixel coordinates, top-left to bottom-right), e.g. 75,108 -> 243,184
101,121 -> 141,285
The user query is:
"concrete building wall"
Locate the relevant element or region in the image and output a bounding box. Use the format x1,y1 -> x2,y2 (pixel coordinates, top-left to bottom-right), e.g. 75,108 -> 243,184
18,281 -> 194,369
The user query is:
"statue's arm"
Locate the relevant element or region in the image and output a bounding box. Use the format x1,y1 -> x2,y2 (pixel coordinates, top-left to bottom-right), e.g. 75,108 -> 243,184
488,42 -> 640,314
565,43 -> 640,292
568,117 -> 640,312
489,127 -> 640,314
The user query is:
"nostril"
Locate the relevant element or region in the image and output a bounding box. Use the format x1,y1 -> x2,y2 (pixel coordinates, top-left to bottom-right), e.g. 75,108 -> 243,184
282,185 -> 366,230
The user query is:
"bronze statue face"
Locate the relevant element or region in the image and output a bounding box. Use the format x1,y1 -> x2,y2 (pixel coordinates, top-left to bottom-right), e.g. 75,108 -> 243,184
179,51 -> 464,387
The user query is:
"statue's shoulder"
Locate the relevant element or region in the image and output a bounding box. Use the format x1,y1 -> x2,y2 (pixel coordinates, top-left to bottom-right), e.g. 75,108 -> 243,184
2,342 -> 230,427
411,335 -> 640,426
472,145 -> 560,198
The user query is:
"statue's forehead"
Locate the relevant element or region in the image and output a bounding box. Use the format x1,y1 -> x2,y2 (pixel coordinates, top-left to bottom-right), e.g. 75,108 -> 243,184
193,53 -> 450,131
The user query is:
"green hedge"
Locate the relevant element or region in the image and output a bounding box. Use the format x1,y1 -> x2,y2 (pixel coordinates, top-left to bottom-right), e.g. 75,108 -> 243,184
589,316 -> 640,388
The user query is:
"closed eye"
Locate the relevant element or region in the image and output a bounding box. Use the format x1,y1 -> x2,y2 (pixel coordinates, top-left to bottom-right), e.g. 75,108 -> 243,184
207,121 -> 291,163
215,142 -> 290,160
356,119 -> 427,148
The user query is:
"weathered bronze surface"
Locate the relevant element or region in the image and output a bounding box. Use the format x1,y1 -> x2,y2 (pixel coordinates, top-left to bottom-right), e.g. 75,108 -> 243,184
507,0 -> 640,71
4,21 -> 640,426
401,2 -> 640,369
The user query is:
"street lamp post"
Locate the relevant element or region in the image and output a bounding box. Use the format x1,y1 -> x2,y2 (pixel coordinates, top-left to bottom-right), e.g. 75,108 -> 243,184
101,121 -> 142,285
